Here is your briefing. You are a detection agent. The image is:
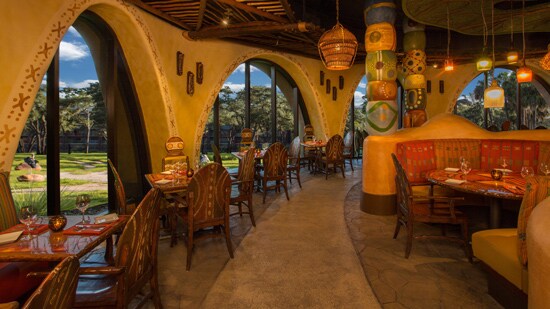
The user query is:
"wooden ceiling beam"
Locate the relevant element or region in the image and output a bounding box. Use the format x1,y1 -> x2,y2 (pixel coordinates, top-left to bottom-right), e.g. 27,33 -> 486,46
183,21 -> 319,40
278,0 -> 297,23
126,0 -> 193,30
213,0 -> 289,23
196,0 -> 208,30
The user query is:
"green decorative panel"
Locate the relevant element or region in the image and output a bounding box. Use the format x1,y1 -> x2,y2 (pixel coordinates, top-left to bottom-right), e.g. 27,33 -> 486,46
403,31 -> 426,51
405,88 -> 427,110
365,100 -> 398,135
366,50 -> 397,81
365,22 -> 396,52
404,74 -> 426,90
364,0 -> 396,26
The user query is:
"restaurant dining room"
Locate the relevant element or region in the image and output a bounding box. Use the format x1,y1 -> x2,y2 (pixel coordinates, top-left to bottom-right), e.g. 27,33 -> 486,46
1,0 -> 550,308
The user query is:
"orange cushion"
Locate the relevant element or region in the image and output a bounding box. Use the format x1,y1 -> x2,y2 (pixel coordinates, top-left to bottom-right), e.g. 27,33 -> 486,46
395,140 -> 435,184
517,176 -> 550,266
480,140 -> 539,172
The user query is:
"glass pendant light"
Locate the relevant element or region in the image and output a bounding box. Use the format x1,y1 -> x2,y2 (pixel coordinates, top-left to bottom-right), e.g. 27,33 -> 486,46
484,0 -> 504,108
517,0 -> 532,83
477,0 -> 492,71
444,4 -> 454,72
506,0 -> 519,64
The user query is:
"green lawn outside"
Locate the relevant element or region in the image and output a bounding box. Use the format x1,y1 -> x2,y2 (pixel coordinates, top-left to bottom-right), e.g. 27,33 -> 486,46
10,152 -> 237,215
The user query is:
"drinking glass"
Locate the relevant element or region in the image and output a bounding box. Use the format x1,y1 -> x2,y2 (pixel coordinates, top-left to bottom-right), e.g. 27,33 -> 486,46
521,166 -> 534,178
19,206 -> 37,236
75,194 -> 91,224
540,162 -> 550,176
461,161 -> 472,182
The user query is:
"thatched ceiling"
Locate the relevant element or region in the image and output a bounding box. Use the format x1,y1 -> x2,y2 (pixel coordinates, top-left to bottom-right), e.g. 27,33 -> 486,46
130,0 -> 550,66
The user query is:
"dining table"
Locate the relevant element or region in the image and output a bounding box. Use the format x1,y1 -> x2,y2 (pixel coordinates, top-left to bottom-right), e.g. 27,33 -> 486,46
300,141 -> 327,174
0,215 -> 128,262
426,169 -> 526,228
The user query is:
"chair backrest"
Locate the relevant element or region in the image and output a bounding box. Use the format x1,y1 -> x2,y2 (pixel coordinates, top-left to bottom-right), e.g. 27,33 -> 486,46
263,142 -> 288,178
165,136 -> 185,156
391,153 -> 411,219
162,155 -> 189,172
107,159 -> 127,215
325,134 -> 344,161
238,149 -> 256,194
0,172 -> 18,231
343,131 -> 354,152
288,136 -> 301,165
187,163 -> 231,227
211,143 -> 223,165
241,128 -> 254,144
304,124 -> 314,136
115,188 -> 161,304
501,120 -> 511,131
23,255 -> 80,309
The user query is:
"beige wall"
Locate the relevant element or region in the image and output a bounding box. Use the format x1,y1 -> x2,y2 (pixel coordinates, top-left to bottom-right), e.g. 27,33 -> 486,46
0,0 -> 363,175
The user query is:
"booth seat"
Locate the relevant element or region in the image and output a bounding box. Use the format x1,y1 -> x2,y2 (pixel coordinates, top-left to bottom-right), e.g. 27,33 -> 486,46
472,177 -> 550,309
527,196 -> 550,308
361,114 -> 550,215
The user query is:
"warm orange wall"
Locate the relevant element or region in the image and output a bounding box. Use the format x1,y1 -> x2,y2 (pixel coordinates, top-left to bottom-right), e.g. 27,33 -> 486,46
0,0 -> 363,174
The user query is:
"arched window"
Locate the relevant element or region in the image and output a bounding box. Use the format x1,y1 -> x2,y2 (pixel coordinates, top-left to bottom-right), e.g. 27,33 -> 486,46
455,68 -> 550,130
202,59 -> 309,165
13,12 -> 149,215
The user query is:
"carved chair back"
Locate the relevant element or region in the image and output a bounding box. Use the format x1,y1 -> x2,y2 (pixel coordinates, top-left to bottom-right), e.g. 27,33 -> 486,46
0,172 -> 18,231
263,142 -> 288,179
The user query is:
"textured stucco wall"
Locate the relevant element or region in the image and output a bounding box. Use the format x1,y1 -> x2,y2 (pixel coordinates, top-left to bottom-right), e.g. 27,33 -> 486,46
0,0 -> 364,176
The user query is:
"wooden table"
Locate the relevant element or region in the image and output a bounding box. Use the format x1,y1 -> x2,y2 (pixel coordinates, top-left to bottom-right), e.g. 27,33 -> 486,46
0,215 -> 128,262
426,169 -> 525,228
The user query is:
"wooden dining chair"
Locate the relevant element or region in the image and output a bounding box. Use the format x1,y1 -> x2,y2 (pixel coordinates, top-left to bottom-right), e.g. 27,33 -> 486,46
211,143 -> 223,165
342,131 -> 354,171
230,149 -> 256,226
107,159 -> 135,216
74,188 -> 163,308
287,136 -> 302,188
391,153 -> 471,261
258,142 -> 289,203
302,125 -> 316,170
19,255 -> 80,309
183,163 -> 233,270
240,128 -> 254,151
317,134 -> 345,179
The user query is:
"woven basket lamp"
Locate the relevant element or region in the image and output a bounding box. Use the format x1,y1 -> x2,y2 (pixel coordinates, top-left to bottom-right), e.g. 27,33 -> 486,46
318,0 -> 358,70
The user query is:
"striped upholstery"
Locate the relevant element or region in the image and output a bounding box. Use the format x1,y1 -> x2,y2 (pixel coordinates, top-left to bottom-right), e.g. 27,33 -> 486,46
480,140 -> 539,171
537,142 -> 550,168
0,172 -> 18,231
433,139 -> 481,170
395,140 -> 436,184
517,176 -> 550,266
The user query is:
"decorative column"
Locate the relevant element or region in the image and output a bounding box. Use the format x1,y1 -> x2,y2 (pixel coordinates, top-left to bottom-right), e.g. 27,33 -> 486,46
363,0 -> 398,136
401,17 -> 428,128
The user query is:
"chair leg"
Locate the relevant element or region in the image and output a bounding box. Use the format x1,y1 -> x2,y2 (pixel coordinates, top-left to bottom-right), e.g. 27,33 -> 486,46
283,178 -> 290,200
462,221 -> 473,263
393,217 -> 401,239
224,224 -> 234,258
296,169 -> 302,188
405,222 -> 414,258
247,196 -> 256,227
288,170 -> 292,184
350,158 -> 354,171
340,163 -> 345,178
186,229 -> 194,271
238,202 -> 243,217
150,267 -> 163,308
262,179 -> 267,204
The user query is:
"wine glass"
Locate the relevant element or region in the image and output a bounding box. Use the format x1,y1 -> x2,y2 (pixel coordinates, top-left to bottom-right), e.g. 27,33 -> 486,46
540,162 -> 550,176
19,206 -> 37,237
461,161 -> 472,182
75,194 -> 91,224
521,166 -> 534,178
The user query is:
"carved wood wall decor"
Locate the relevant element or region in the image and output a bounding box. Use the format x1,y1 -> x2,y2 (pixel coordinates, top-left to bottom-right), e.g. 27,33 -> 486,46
439,80 -> 444,94
187,71 -> 194,95
332,87 -> 337,101
427,80 -> 432,93
320,70 -> 324,86
176,51 -> 184,76
196,62 -> 203,84
339,76 -> 344,90
326,79 -> 331,94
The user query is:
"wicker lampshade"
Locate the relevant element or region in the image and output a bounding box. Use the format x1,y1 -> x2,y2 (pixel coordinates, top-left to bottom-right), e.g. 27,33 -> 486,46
540,44 -> 550,70
318,23 -> 358,70
484,79 -> 504,108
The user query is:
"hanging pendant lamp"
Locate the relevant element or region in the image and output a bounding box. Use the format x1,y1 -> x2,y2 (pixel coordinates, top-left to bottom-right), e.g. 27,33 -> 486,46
444,4 -> 454,72
517,0 -> 532,83
540,43 -> 550,70
506,0 -> 519,64
477,0 -> 492,72
318,0 -> 358,70
484,0 -> 504,108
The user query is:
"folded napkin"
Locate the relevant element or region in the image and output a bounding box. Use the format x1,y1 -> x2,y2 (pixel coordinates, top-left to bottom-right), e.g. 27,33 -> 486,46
444,179 -> 466,185
494,168 -> 513,173
63,224 -> 108,235
444,167 -> 460,172
1,224 -> 49,235
151,174 -> 173,181
154,179 -> 172,185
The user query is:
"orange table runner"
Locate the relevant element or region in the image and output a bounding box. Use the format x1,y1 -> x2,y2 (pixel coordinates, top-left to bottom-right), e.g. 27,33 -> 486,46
1,224 -> 49,235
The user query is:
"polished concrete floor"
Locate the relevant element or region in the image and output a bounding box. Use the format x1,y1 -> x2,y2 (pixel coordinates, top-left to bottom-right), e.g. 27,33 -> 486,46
144,162 -> 501,308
